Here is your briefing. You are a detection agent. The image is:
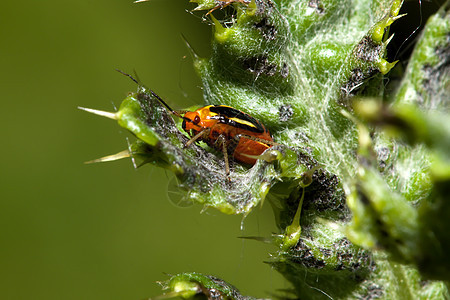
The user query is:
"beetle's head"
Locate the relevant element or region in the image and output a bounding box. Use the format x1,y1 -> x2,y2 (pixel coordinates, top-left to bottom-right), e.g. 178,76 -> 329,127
182,111 -> 202,135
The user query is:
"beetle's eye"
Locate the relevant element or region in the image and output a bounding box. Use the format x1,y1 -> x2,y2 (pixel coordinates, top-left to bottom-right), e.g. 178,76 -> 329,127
194,115 -> 200,124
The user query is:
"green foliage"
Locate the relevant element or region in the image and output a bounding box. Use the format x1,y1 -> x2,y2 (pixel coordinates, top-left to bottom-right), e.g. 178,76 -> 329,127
83,0 -> 450,298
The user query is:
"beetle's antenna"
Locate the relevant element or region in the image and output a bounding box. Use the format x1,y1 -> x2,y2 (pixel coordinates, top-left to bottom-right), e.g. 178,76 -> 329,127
147,89 -> 175,112
116,69 -> 176,111
116,69 -> 195,124
116,69 -> 140,85
147,89 -> 194,124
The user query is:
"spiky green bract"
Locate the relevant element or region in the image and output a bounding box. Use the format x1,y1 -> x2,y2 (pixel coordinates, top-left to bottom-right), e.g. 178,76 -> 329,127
157,272 -> 257,300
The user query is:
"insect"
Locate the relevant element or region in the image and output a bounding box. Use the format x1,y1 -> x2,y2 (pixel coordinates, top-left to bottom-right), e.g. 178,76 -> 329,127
112,71 -> 278,178
180,104 -> 277,173
154,96 -> 277,178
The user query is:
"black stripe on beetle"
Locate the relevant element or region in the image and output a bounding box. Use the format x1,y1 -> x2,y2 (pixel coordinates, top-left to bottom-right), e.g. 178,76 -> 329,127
209,105 -> 266,134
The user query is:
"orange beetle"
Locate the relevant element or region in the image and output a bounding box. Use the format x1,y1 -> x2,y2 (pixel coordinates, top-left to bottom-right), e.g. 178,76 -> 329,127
182,105 -> 274,165
118,70 -> 276,177
150,91 -> 276,177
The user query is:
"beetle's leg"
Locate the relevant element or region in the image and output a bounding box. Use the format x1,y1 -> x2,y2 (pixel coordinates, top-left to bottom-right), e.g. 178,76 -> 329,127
226,135 -> 240,162
184,128 -> 210,148
216,134 -> 232,180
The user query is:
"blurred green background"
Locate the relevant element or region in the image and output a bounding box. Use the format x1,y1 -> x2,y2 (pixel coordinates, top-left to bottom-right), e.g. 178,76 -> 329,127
0,1 -> 286,299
